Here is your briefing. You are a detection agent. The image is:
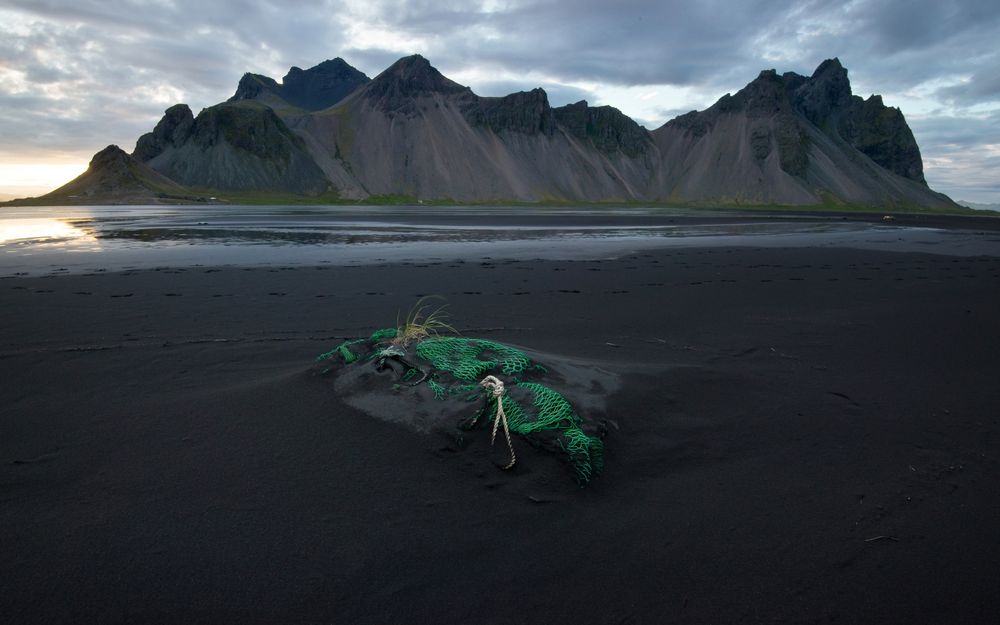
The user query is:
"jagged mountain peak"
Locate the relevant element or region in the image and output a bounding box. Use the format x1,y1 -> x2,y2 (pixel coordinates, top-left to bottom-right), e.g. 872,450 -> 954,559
385,53 -> 433,73
700,67 -> 794,118
278,58 -> 369,110
364,55 -> 470,110
229,58 -> 369,111
793,58 -> 853,124
655,56 -> 933,191
671,57 -> 859,125
812,57 -> 846,78
781,58 -> 923,184
283,57 -> 355,80
230,73 -> 280,102
378,54 -> 465,90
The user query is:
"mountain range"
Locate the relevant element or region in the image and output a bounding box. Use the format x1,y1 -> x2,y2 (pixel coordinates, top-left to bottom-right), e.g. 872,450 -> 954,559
17,55 -> 959,209
957,200 -> 1000,212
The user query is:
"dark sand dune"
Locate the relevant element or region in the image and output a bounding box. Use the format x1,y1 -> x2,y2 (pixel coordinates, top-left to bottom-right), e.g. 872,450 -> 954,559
2,234 -> 1000,623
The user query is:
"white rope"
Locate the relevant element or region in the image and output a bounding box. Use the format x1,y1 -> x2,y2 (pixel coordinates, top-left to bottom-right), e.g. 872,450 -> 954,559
479,375 -> 516,470
377,345 -> 406,358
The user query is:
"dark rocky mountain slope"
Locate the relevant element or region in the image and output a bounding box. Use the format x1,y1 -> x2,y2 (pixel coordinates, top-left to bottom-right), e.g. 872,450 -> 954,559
133,101 -> 331,195
793,59 -> 925,183
289,55 -> 657,200
21,54 -> 958,209
648,58 -> 949,207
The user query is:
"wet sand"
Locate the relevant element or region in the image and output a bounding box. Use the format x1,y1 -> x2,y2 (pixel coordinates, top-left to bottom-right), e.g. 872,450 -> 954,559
2,216 -> 1000,623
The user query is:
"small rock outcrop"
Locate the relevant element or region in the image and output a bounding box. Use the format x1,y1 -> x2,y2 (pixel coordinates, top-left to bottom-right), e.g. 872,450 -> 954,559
470,89 -> 556,135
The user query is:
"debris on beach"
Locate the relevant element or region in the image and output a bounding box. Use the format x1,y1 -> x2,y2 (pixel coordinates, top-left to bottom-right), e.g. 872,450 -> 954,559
317,313 -> 605,485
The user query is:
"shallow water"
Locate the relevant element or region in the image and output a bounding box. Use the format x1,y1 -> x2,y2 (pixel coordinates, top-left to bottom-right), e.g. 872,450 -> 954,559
1,205 -> 997,275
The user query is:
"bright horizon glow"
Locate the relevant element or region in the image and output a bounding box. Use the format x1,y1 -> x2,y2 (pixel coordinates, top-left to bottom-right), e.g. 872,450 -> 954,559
0,162 -> 88,198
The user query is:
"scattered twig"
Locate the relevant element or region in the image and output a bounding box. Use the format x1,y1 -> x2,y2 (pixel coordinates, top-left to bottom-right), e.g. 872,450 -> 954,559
864,535 -> 899,542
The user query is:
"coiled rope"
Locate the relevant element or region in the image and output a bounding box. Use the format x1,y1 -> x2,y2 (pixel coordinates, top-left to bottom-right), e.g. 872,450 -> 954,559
479,375 -> 516,470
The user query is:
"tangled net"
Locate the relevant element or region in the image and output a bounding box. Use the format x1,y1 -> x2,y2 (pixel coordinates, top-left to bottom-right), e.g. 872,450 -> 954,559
318,328 -> 605,485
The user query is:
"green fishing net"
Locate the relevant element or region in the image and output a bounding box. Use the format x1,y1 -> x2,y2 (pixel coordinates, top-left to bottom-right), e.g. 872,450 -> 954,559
317,329 -> 605,485
416,337 -> 532,379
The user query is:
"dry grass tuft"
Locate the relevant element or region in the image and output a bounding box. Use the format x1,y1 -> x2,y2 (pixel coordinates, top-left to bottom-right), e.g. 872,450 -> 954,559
392,296 -> 456,347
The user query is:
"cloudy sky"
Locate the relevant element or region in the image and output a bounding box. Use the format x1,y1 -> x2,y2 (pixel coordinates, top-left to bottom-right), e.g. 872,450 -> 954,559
1,0 -> 998,202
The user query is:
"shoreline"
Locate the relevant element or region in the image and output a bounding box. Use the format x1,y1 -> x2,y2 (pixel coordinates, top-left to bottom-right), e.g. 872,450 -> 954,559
3,208 -> 1000,278
4,195 -> 995,216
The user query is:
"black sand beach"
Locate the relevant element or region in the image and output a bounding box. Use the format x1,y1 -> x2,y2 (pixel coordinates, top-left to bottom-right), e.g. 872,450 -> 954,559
2,213 -> 1000,623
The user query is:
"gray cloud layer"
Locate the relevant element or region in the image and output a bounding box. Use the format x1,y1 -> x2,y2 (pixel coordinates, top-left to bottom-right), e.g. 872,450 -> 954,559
1,0 -> 998,200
